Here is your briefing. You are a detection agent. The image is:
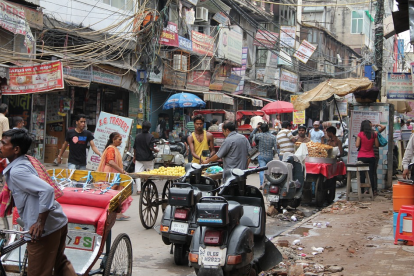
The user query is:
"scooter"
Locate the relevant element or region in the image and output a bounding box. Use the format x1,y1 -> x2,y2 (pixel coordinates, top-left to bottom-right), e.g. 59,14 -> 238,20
160,162 -> 220,265
263,156 -> 305,211
189,167 -> 282,276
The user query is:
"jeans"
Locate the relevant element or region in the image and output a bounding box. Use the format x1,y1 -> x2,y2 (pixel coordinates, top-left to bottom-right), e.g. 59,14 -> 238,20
67,163 -> 87,170
258,155 -> 273,186
357,157 -> 377,192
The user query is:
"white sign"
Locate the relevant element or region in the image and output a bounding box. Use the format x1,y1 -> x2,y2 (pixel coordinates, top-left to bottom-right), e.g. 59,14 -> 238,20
86,112 -> 133,170
92,67 -> 122,86
348,111 -> 380,164
294,40 -> 317,64
280,26 -> 296,48
217,26 -> 243,65
279,69 -> 298,93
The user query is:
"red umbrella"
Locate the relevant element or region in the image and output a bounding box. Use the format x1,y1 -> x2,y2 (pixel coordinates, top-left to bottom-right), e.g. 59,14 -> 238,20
261,101 -> 295,114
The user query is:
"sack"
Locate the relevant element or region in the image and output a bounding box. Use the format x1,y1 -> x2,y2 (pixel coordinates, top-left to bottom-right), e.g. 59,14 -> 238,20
376,127 -> 387,147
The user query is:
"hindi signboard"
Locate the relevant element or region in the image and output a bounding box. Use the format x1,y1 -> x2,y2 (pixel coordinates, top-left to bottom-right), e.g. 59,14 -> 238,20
222,74 -> 242,93
86,112 -> 133,170
280,69 -> 298,93
212,12 -> 229,25
2,61 -> 64,95
160,22 -> 179,47
294,40 -> 317,64
192,30 -> 214,56
253,30 -> 279,48
291,95 -> 305,124
63,66 -> 92,81
385,70 -> 413,100
178,36 -> 192,52
186,71 -> 211,91
92,67 -> 122,86
232,47 -> 248,94
280,26 -> 296,48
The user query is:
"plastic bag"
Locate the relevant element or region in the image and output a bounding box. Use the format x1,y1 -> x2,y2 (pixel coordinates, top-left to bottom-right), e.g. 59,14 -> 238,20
205,166 -> 223,174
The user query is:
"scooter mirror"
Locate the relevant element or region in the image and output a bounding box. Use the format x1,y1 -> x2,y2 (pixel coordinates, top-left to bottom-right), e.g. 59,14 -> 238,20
232,169 -> 244,177
191,163 -> 202,170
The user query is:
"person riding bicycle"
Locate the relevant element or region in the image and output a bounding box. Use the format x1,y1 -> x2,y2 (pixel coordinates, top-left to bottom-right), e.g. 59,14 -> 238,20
0,129 -> 76,276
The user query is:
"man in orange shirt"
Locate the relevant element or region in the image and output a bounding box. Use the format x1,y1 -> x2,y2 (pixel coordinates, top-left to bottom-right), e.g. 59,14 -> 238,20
188,115 -> 215,163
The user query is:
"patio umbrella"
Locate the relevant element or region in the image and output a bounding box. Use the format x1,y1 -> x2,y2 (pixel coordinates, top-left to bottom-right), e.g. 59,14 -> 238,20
163,92 -> 206,109
261,101 -> 294,114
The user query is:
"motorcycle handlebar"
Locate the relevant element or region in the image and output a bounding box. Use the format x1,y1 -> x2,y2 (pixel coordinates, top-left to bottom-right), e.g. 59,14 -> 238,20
244,166 -> 268,175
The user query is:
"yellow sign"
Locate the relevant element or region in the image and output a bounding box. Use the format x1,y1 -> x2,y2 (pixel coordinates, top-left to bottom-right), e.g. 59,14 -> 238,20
291,95 -> 305,124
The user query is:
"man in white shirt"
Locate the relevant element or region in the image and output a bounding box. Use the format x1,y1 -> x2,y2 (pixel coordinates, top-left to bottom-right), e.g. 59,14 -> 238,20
335,122 -> 344,137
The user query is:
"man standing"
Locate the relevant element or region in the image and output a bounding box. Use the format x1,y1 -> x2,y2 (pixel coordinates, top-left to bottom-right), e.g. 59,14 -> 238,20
134,121 -> 159,194
277,121 -> 296,159
308,121 -> 325,143
12,117 -> 25,129
335,122 -> 344,137
250,123 -> 277,189
0,104 -> 9,137
179,132 -> 192,163
295,125 -> 310,143
188,115 -> 215,163
203,121 -> 251,170
325,126 -> 343,156
160,115 -> 170,140
0,129 -> 76,276
57,114 -> 101,169
208,119 -> 219,131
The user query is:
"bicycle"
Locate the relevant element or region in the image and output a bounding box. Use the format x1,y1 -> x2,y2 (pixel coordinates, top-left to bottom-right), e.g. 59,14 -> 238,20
0,228 -> 30,276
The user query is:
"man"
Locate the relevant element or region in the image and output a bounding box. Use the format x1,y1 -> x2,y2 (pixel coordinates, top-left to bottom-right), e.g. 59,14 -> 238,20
203,121 -> 251,170
57,114 -> 101,169
12,117 -> 24,129
160,115 -> 170,139
134,121 -> 159,194
325,126 -> 343,156
406,120 -> 413,130
188,115 -> 215,163
273,114 -> 281,130
179,132 -> 192,163
208,119 -> 219,131
335,122 -> 344,137
0,129 -> 76,276
250,123 -> 277,189
296,125 -> 310,143
308,121 -> 325,143
0,104 -> 9,137
238,117 -> 253,131
277,121 -> 296,159
184,110 -> 191,125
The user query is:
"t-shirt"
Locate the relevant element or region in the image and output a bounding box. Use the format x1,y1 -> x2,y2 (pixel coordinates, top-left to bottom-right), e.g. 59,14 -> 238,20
66,129 -> 94,166
357,131 -> 377,158
160,120 -> 169,139
336,127 -> 343,137
134,132 -> 156,161
277,129 -> 294,154
216,131 -> 251,170
309,129 -> 324,143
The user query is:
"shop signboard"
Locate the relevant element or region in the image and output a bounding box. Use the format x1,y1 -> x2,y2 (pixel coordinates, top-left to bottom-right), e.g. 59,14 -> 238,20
217,26 -> 243,64
334,100 -> 348,116
86,112 -> 133,171
256,68 -> 265,81
280,26 -> 296,48
10,1 -> 43,29
253,30 -> 279,48
386,72 -> 413,100
178,36 -> 192,52
232,47 -> 248,94
160,22 -> 179,47
294,40 -> 316,64
264,66 -> 277,84
162,66 -> 186,89
186,71 -> 211,92
279,69 -> 298,93
222,74 -> 242,93
278,49 -> 292,66
212,12 -> 229,25
2,61 -> 64,95
290,95 -> 305,124
192,30 -> 214,56
63,66 -> 92,81
209,64 -> 230,90
244,82 -> 267,97
92,67 -> 122,87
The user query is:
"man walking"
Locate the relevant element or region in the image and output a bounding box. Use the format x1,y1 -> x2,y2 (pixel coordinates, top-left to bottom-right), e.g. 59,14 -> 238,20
57,114 -> 101,169
250,123 -> 277,189
0,104 -> 9,137
0,129 -> 76,276
203,121 -> 251,170
134,121 -> 159,194
277,121 -> 296,159
188,115 -> 215,163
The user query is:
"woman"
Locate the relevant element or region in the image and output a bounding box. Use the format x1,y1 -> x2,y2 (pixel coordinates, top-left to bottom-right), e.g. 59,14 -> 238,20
97,132 -> 131,220
355,120 -> 379,195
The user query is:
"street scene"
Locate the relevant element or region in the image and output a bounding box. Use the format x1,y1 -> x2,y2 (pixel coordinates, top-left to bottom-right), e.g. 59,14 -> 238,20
0,0 -> 414,275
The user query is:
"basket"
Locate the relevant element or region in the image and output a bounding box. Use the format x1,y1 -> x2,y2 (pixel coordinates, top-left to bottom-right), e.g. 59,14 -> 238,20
162,154 -> 174,162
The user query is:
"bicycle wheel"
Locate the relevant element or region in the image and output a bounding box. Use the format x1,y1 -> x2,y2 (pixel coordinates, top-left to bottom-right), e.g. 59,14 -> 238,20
103,233 -> 133,276
139,181 -> 159,229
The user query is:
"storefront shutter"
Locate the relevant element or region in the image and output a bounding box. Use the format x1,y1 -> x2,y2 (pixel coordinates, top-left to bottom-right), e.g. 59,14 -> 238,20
150,90 -> 171,133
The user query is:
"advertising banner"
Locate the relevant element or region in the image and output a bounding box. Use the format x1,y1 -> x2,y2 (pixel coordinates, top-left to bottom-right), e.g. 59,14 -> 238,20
178,36 -> 192,52
86,112 -> 133,170
186,71 -> 211,92
63,66 -> 92,81
160,22 -> 179,47
212,12 -> 229,25
222,74 -> 242,93
280,69 -> 298,93
217,26 -> 243,64
192,30 -> 214,56
386,72 -> 413,100
253,30 -> 279,48
291,95 -> 305,124
232,47 -> 248,94
209,64 -> 230,90
2,61 -> 64,95
294,40 -> 317,64
92,67 -> 122,86
334,100 -> 348,116
280,26 -> 296,48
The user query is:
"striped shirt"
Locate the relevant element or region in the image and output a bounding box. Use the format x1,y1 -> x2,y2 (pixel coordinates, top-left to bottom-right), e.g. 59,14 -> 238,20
277,129 -> 294,154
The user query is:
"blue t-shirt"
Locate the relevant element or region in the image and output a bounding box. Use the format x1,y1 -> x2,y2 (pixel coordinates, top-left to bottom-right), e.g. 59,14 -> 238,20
309,129 -> 324,143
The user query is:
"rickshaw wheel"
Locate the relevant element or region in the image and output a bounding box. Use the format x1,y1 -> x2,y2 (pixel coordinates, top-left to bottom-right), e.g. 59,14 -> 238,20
139,181 -> 159,229
19,249 -> 28,276
103,233 -> 133,276
161,180 -> 172,212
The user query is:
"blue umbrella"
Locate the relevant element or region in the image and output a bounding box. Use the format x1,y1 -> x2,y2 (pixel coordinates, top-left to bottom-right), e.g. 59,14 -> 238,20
163,92 -> 206,109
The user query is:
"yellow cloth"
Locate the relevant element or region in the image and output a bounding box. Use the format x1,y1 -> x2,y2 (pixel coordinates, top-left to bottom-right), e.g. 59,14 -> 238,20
192,131 -> 209,163
96,145 -> 123,173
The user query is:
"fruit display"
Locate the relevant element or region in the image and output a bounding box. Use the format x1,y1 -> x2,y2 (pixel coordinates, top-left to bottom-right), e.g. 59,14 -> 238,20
139,166 -> 185,176
304,141 -> 333,158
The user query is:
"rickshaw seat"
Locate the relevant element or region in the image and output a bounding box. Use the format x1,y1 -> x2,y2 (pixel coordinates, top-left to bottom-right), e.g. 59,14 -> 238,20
60,204 -> 107,226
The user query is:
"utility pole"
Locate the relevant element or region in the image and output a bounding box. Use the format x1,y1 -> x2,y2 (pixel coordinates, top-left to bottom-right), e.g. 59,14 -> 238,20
374,0 -> 384,94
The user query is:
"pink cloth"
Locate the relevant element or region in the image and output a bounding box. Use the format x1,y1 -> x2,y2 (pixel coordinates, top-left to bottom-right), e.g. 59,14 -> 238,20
357,132 -> 377,158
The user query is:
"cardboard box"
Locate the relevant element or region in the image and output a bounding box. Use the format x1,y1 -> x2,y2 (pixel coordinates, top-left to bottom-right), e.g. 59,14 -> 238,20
62,149 -> 69,159
44,144 -> 58,163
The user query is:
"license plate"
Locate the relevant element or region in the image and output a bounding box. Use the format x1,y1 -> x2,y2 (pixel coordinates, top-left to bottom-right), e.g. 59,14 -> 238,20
268,195 -> 279,202
199,246 -> 227,266
170,221 -> 188,234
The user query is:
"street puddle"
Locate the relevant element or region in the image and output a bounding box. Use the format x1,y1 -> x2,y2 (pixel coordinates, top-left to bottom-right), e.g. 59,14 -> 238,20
290,227 -> 312,236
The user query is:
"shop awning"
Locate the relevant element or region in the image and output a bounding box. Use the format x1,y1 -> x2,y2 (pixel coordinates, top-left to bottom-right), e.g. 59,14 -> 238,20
224,93 -> 263,107
251,95 -> 276,103
64,75 -> 90,88
203,92 -> 234,105
293,78 -> 373,111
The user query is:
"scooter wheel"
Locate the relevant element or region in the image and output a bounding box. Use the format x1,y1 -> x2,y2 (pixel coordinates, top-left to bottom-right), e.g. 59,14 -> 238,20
174,244 -> 189,266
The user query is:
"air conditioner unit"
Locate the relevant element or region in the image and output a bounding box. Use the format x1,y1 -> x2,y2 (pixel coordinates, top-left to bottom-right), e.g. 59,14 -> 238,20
195,7 -> 208,22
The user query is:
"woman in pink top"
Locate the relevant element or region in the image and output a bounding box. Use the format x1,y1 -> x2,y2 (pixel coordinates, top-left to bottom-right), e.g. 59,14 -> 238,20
355,120 -> 379,195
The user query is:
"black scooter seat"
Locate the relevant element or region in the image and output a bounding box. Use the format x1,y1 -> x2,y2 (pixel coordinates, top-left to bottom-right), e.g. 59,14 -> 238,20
227,200 -> 243,224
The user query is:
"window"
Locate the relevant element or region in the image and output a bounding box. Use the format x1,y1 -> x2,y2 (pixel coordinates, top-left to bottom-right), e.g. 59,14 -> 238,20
101,0 -> 134,11
351,10 -> 369,34
256,47 -> 268,65
307,29 -> 318,43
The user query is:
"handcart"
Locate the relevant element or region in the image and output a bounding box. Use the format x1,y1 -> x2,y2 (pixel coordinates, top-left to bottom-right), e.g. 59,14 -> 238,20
2,169 -> 133,276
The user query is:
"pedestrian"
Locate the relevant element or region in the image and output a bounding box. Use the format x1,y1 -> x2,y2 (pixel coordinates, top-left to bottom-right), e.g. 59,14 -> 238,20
0,129 -> 76,276
202,121 -> 251,170
308,121 -> 325,143
188,115 -> 215,163
277,121 -> 296,160
355,120 -> 379,195
335,122 -> 344,137
295,125 -> 310,143
249,121 -> 263,146
134,121 -> 159,194
57,114 -> 101,169
325,126 -> 343,156
208,119 -> 219,131
238,117 -> 253,131
184,110 -> 191,125
372,122 -> 386,185
160,115 -> 170,140
97,132 -> 132,221
179,132 -> 192,163
273,114 -> 281,130
250,123 -> 277,190
406,120 -> 413,130
12,116 -> 24,129
0,104 -> 9,138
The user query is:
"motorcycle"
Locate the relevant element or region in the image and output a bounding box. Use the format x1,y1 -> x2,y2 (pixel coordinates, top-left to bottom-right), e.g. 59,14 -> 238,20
189,167 -> 282,276
160,162 -> 220,265
263,155 -> 305,211
154,139 -> 186,168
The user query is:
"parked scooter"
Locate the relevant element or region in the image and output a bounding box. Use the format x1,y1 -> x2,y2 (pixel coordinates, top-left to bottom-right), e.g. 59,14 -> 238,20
189,167 -> 282,276
160,162 -> 220,265
263,156 -> 305,211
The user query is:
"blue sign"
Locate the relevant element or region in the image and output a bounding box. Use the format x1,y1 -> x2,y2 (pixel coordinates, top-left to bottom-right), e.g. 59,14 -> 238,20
178,36 -> 192,52
364,65 -> 375,81
398,39 -> 405,60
